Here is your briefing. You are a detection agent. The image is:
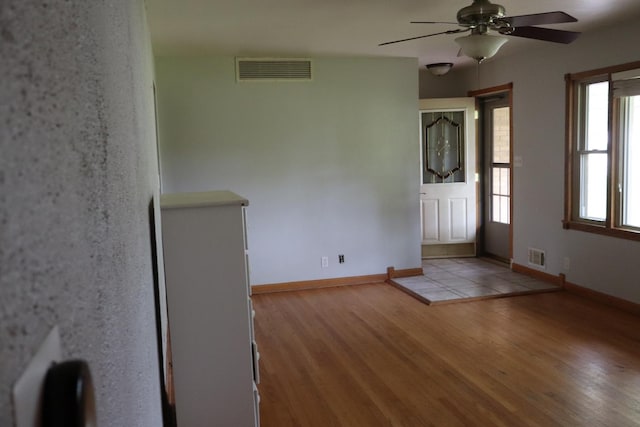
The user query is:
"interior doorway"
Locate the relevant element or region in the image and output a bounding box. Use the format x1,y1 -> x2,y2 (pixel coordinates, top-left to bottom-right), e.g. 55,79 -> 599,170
473,85 -> 513,263
418,98 -> 477,258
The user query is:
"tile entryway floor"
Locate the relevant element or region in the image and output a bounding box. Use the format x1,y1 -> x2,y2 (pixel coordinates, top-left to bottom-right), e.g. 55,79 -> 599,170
391,258 -> 561,305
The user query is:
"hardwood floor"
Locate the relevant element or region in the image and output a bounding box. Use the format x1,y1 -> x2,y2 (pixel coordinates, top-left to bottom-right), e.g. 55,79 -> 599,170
253,282 -> 640,427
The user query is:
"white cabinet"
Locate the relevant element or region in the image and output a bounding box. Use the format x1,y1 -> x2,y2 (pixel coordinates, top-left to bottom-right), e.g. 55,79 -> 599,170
160,190 -> 259,427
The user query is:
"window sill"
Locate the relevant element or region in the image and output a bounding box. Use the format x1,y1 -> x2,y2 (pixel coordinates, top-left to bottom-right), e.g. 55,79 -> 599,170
562,220 -> 640,242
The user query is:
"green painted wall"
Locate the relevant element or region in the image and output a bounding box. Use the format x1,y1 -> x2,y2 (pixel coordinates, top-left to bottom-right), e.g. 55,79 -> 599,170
155,56 -> 421,285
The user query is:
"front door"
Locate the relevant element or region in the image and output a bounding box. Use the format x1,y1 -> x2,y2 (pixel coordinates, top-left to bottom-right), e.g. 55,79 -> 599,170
480,95 -> 511,261
419,98 -> 477,258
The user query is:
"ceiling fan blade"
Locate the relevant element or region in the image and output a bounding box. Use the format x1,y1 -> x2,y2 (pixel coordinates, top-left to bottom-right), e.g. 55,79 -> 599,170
410,21 -> 459,25
505,26 -> 580,44
504,11 -> 577,27
379,28 -> 468,46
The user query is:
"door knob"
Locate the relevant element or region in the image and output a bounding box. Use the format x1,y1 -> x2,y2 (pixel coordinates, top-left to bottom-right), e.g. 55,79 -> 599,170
42,360 -> 96,427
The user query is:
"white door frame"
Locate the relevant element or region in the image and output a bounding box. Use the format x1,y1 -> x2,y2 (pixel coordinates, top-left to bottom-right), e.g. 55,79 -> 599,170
419,97 -> 477,257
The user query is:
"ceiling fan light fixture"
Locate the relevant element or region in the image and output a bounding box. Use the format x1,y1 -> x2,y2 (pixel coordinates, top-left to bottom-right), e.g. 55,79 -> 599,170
426,62 -> 454,76
454,33 -> 508,63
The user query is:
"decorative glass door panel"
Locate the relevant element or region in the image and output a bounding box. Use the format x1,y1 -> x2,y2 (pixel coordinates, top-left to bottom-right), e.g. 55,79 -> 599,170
422,111 -> 465,184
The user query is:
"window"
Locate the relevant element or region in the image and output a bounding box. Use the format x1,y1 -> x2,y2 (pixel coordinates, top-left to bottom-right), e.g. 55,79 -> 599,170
578,79 -> 608,221
565,61 -> 640,240
620,95 -> 640,228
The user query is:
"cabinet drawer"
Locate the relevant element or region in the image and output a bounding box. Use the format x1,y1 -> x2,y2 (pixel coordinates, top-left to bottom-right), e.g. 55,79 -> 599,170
253,381 -> 261,427
245,250 -> 251,296
252,340 -> 260,384
248,298 -> 256,342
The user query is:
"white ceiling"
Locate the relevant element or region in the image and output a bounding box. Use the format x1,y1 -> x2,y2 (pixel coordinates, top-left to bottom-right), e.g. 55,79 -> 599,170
146,0 -> 640,68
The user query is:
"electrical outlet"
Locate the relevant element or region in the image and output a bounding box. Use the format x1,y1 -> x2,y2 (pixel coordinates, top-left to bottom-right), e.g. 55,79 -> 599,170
321,256 -> 329,268
338,254 -> 344,264
563,257 -> 571,270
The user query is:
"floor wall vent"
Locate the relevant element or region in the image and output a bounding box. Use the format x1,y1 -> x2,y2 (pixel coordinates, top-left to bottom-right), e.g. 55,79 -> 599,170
236,58 -> 313,82
528,248 -> 546,269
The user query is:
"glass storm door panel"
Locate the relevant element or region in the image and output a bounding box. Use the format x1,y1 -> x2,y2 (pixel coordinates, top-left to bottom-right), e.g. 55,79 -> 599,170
482,95 -> 511,261
419,98 -> 476,247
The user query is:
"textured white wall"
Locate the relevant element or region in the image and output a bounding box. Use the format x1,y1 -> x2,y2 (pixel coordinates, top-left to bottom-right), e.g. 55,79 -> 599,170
0,1 -> 163,425
155,56 -> 421,285
420,19 -> 640,303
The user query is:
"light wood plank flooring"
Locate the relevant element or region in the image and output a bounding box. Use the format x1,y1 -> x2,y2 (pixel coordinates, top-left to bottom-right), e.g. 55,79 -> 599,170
253,283 -> 640,427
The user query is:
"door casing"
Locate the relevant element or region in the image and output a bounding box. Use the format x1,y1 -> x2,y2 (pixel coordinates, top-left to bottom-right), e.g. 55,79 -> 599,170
419,97 -> 477,258
469,83 -> 514,263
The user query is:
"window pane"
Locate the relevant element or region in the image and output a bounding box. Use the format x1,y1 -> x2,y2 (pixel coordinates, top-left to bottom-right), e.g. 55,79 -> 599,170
585,81 -> 609,151
580,153 -> 607,221
623,96 -> 640,227
501,195 -> 510,224
501,168 -> 510,197
492,167 -> 510,196
491,167 -> 510,224
492,107 -> 510,163
493,195 -> 500,223
492,195 -> 509,224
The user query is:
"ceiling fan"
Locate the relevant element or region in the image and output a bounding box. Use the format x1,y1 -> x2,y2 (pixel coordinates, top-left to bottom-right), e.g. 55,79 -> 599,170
379,0 -> 580,63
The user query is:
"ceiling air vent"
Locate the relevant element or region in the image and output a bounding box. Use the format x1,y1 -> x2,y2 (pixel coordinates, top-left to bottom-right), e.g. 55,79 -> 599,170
236,58 -> 313,82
